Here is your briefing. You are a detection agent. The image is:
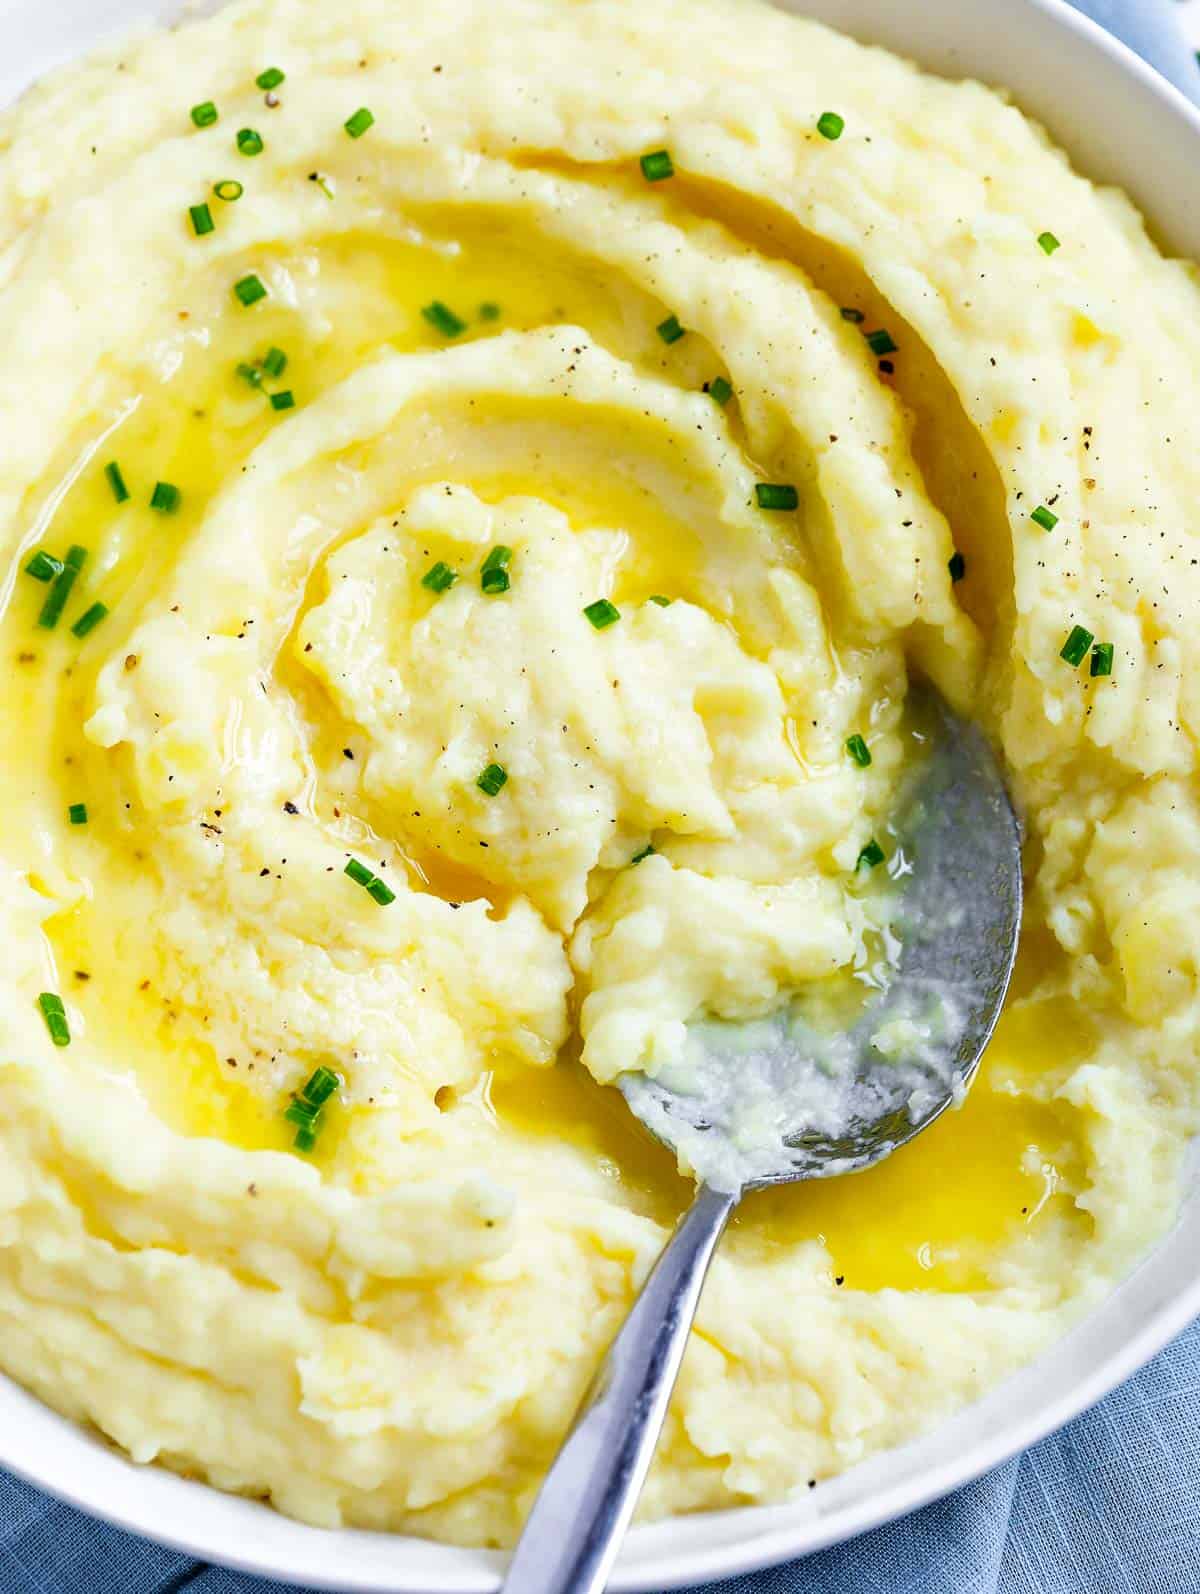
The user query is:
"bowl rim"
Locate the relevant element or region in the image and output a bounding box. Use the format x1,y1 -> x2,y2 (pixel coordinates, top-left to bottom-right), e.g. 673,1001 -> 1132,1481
1,0 -> 1199,1586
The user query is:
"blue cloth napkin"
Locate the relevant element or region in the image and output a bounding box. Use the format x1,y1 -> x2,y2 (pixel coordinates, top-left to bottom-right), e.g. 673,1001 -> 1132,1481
2,4 -> 1197,1592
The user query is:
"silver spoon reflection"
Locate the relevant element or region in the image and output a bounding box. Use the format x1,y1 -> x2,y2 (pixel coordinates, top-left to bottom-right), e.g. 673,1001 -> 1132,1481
499,684 -> 1023,1594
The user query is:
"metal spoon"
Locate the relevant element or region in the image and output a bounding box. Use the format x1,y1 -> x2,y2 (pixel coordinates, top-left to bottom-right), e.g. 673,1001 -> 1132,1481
499,683 -> 1022,1594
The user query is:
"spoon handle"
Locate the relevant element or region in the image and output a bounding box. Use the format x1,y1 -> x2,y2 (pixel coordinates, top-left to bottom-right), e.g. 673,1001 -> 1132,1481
499,1183 -> 735,1594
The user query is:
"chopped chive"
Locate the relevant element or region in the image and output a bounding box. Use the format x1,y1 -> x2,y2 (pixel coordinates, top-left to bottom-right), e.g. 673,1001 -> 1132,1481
707,375 -> 733,406
421,300 -> 466,338
1031,504 -> 1058,532
840,307 -> 865,324
188,202 -> 215,238
234,273 -> 267,306
262,346 -> 287,378
269,390 -> 296,412
422,561 -> 458,593
640,148 -> 674,182
948,551 -> 966,583
68,802 -> 88,825
256,66 -> 285,90
477,763 -> 508,797
656,314 -> 685,344
649,594 -> 672,607
345,107 -> 375,139
214,178 -> 244,202
301,1066 -> 340,1107
1038,231 -> 1061,255
237,361 -> 264,388
37,546 -> 86,630
105,460 -> 130,503
1060,624 -> 1094,668
857,838 -> 885,871
866,328 -> 898,357
846,734 -> 871,768
71,602 -> 109,639
344,857 -> 374,886
630,844 -> 656,865
481,545 -> 512,595
37,992 -> 70,1046
284,1099 -> 321,1129
817,111 -> 845,141
236,127 -> 264,156
24,549 -> 62,583
479,301 -> 501,321
1090,641 -> 1114,678
191,101 -> 218,129
293,1123 -> 319,1153
583,598 -> 620,630
150,481 -> 181,513
366,877 -> 396,905
755,482 -> 799,512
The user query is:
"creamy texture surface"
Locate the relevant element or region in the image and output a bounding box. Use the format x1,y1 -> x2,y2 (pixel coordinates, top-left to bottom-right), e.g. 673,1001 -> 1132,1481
0,0 -> 1198,1546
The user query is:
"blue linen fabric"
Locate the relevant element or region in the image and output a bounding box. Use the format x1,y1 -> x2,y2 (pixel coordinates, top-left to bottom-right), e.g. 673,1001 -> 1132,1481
1,2 -> 1197,1592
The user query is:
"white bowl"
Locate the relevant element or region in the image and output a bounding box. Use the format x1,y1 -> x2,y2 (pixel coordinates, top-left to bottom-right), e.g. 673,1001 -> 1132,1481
2,0 -> 1198,1587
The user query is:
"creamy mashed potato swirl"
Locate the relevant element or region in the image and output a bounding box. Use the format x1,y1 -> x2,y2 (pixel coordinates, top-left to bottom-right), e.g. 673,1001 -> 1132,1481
0,0 -> 1197,1544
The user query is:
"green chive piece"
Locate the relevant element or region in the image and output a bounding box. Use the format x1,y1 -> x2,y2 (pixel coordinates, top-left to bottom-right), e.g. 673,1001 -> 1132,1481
237,361 -> 264,389
38,546 -> 86,630
583,598 -> 620,630
817,111 -> 845,141
284,1099 -> 321,1129
1090,641 -> 1114,678
366,876 -> 396,905
38,991 -> 70,1047
477,763 -> 508,797
846,734 -> 872,768
840,307 -> 865,324
649,594 -> 672,607
1038,231 -> 1061,255
150,481 -> 181,513
755,483 -> 799,512
1060,624 -> 1094,668
948,551 -> 966,583
68,802 -> 88,826
421,300 -> 466,338
293,1123 -> 319,1153
866,328 -> 898,357
345,107 -> 375,139
237,128 -> 264,156
1031,504 -> 1058,532
422,561 -> 458,594
234,273 -> 268,306
481,545 -> 513,595
344,857 -> 374,886
301,1066 -> 340,1107
708,376 -> 733,406
25,550 -> 62,583
256,66 -> 285,90
188,202 -> 215,238
640,148 -> 674,182
71,602 -> 109,639
270,390 -> 296,412
656,314 -> 685,345
191,101 -> 218,129
630,844 -> 656,866
214,179 -> 244,202
479,301 -> 501,321
105,460 -> 130,503
262,346 -> 287,378
857,838 -> 885,871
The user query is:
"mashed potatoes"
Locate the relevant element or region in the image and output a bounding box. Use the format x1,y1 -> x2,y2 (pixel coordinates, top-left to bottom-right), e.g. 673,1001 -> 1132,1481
0,0 -> 1197,1546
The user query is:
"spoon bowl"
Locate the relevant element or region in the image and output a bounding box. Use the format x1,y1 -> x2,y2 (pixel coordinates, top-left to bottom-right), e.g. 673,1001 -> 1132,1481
500,681 -> 1024,1594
